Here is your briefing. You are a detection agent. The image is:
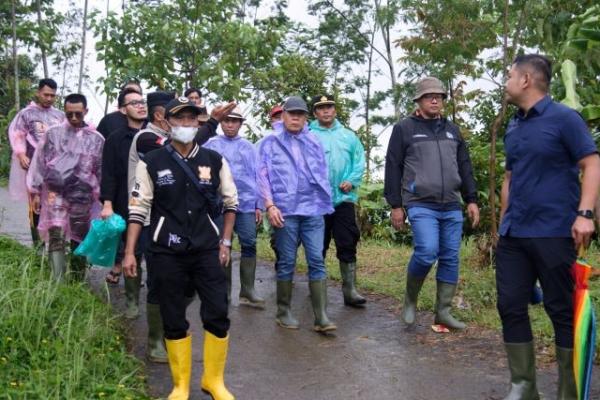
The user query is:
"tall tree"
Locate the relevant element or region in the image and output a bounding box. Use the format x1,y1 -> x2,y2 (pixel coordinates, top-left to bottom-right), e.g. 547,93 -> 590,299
36,0 -> 48,78
77,0 -> 88,92
11,0 -> 19,110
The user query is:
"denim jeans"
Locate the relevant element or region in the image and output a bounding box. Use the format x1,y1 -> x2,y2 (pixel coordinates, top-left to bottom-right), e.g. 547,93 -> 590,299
406,207 -> 463,284
215,212 -> 257,258
274,215 -> 327,281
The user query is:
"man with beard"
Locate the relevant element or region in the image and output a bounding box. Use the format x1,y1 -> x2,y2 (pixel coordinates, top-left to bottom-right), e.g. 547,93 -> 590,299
100,88 -> 147,318
27,93 -> 103,281
496,54 -> 600,399
8,78 -> 64,246
123,97 -> 238,400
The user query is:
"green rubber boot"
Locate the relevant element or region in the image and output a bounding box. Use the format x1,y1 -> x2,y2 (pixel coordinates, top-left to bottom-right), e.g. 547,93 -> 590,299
276,280 -> 299,329
401,273 -> 425,325
49,250 -> 67,282
309,280 -> 337,332
146,303 -> 168,363
239,257 -> 265,309
434,281 -> 466,330
503,342 -> 540,400
340,262 -> 366,307
556,346 -> 577,400
124,264 -> 142,319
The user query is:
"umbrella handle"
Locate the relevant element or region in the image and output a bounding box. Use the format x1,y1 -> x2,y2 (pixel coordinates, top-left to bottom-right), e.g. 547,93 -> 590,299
578,245 -> 587,258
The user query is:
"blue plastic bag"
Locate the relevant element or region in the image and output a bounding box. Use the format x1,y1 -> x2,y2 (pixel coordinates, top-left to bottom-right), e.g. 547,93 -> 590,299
74,214 -> 126,267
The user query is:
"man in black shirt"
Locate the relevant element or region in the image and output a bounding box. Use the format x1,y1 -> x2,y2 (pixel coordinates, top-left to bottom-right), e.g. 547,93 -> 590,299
123,97 -> 238,400
97,80 -> 142,139
100,88 -> 147,318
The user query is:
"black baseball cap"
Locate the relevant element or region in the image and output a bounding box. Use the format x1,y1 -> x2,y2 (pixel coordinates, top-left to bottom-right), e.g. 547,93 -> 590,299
147,91 -> 176,108
165,96 -> 201,117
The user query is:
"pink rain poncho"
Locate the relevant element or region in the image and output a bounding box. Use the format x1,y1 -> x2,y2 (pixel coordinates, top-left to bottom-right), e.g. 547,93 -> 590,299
8,101 -> 64,200
27,122 -> 104,243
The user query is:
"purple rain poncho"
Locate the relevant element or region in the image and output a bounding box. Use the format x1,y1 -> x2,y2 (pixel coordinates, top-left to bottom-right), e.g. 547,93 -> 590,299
204,134 -> 261,213
8,101 -> 65,200
256,123 -> 333,217
27,122 -> 104,242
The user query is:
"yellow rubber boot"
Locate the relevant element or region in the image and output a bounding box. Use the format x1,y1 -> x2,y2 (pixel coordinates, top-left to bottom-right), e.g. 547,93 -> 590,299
200,331 -> 234,400
165,335 -> 192,400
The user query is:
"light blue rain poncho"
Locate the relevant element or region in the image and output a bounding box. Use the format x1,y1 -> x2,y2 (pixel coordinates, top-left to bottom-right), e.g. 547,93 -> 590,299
309,119 -> 366,206
256,123 -> 333,217
204,134 -> 261,213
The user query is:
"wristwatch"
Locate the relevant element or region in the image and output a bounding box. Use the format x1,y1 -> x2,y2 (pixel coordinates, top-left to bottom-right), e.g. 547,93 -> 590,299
220,238 -> 232,247
577,209 -> 594,219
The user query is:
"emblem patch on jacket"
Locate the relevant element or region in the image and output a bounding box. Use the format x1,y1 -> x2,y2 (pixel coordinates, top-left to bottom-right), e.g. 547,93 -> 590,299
198,166 -> 211,184
156,169 -> 175,186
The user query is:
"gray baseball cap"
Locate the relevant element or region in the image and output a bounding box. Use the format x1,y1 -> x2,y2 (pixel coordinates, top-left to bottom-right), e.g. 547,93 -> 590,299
282,96 -> 309,113
413,77 -> 447,101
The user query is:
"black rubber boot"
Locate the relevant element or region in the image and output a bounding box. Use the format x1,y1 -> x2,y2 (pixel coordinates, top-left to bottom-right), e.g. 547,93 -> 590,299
401,273 -> 425,325
502,342 -> 540,400
124,264 -> 142,319
68,240 -> 87,282
339,261 -> 366,307
434,281 -> 466,330
276,280 -> 299,329
224,259 -> 232,303
146,303 -> 168,363
239,257 -> 265,308
309,280 -> 337,332
49,251 -> 67,282
555,346 -> 577,400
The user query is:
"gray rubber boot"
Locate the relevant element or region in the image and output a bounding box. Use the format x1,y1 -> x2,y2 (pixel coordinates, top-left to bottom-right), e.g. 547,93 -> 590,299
146,303 -> 168,363
124,264 -> 142,319
276,280 -> 299,329
555,346 -> 577,400
239,257 -> 265,308
49,251 -> 67,282
401,273 -> 425,325
309,280 -> 337,332
434,281 -> 466,330
503,342 -> 540,400
340,261 -> 366,307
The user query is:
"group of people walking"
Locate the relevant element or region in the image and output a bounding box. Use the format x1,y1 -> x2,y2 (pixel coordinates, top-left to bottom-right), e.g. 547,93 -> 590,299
6,52 -> 599,400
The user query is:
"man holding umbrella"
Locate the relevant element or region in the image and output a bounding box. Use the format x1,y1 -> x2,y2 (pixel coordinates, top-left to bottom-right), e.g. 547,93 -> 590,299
497,54 -> 600,399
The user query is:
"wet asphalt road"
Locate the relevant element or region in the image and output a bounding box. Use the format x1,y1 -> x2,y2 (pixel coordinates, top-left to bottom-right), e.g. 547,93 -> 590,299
1,186 -> 598,400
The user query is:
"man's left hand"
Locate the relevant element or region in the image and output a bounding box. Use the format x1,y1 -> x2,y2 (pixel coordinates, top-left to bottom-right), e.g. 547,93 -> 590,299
572,216 -> 595,250
255,209 -> 263,225
467,203 -> 480,228
339,181 -> 353,193
210,101 -> 237,122
219,244 -> 231,267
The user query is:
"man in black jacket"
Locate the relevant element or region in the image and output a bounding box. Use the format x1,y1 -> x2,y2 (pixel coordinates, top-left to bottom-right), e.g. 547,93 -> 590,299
97,80 -> 142,139
384,77 -> 479,330
123,97 -> 238,400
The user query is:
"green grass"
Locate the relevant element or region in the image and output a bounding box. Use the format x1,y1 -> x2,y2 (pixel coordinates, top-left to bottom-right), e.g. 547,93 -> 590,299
253,233 -> 600,359
0,236 -> 149,399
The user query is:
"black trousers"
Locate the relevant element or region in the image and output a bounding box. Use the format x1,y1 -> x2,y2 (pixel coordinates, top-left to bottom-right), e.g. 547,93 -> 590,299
323,202 -> 360,263
495,236 -> 575,348
152,250 -> 230,340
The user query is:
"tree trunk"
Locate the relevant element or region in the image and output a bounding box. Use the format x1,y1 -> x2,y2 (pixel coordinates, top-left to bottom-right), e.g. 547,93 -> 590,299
364,27 -> 377,183
37,0 -> 49,78
12,0 -> 19,110
78,0 -> 89,92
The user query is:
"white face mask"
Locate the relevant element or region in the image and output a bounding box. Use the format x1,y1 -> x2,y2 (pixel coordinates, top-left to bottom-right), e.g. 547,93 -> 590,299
170,125 -> 197,144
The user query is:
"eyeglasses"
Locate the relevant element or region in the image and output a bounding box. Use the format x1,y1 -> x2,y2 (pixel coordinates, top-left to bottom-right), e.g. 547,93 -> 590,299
66,111 -> 84,119
421,94 -> 445,102
123,100 -> 146,107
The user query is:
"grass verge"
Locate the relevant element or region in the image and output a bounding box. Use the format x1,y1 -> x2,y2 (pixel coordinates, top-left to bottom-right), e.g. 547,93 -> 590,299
0,236 -> 149,399
253,232 -> 600,360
